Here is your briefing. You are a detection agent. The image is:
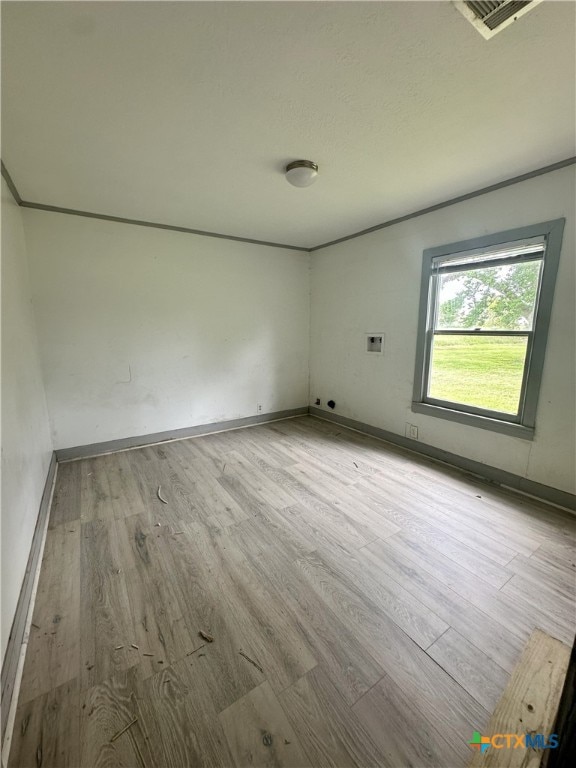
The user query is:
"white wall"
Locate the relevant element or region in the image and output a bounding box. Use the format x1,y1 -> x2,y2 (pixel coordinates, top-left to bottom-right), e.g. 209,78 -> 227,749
1,179 -> 53,660
23,210 -> 310,450
310,166 -> 576,495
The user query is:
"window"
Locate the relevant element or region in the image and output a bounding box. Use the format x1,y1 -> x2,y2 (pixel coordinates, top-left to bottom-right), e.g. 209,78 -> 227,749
412,219 -> 565,438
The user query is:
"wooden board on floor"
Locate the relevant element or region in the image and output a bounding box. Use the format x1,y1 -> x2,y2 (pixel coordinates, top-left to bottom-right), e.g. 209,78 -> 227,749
469,628 -> 571,768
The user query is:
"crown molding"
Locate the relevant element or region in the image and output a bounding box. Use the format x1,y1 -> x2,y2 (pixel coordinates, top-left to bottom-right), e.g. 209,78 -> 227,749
1,161 -> 22,205
3,156 -> 575,252
18,200 -> 309,252
309,156 -> 576,251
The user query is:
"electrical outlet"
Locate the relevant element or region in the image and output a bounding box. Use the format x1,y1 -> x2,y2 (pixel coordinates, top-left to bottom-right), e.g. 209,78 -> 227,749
409,424 -> 418,440
315,398 -> 321,406
257,403 -> 263,413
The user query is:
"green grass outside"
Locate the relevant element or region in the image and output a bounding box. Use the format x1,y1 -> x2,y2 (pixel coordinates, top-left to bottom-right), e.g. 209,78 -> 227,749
428,335 -> 527,414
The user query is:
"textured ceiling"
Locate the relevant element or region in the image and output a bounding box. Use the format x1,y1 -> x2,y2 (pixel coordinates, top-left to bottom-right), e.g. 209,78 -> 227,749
2,1 -> 575,248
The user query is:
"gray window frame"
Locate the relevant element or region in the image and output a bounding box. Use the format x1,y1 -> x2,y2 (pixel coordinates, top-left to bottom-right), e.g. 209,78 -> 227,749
412,219 -> 565,439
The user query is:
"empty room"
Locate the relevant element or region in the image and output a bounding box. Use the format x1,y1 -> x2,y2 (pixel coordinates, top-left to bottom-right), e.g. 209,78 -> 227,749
1,1 -> 575,766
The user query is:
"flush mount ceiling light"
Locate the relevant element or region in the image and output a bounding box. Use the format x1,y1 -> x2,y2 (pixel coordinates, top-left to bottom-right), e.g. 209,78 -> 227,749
285,160 -> 318,187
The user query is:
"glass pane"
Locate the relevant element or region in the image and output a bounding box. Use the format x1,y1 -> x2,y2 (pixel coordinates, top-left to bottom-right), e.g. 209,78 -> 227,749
436,259 -> 541,331
428,335 -> 528,415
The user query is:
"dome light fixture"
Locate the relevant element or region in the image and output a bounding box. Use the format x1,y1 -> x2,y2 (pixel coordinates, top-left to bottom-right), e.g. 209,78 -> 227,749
285,159 -> 318,188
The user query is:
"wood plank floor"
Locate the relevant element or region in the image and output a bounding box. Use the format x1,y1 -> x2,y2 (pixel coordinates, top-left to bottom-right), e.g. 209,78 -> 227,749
7,416 -> 576,767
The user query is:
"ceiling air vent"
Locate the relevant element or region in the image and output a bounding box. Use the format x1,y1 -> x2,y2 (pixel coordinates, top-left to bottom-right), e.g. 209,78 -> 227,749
454,0 -> 543,39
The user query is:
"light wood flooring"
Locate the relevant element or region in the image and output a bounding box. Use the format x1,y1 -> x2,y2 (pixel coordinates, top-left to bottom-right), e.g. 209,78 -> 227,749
7,415 -> 576,767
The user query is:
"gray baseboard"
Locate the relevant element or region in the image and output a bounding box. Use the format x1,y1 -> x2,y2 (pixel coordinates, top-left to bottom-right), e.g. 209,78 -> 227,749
1,452 -> 57,743
56,407 -> 309,462
309,407 -> 576,512
57,405 -> 575,509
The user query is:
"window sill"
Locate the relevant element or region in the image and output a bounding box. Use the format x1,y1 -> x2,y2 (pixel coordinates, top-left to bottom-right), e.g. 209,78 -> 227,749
411,401 -> 535,440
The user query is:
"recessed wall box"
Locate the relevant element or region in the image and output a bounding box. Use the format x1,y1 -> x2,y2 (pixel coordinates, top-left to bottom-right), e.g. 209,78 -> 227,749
366,334 -> 384,354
